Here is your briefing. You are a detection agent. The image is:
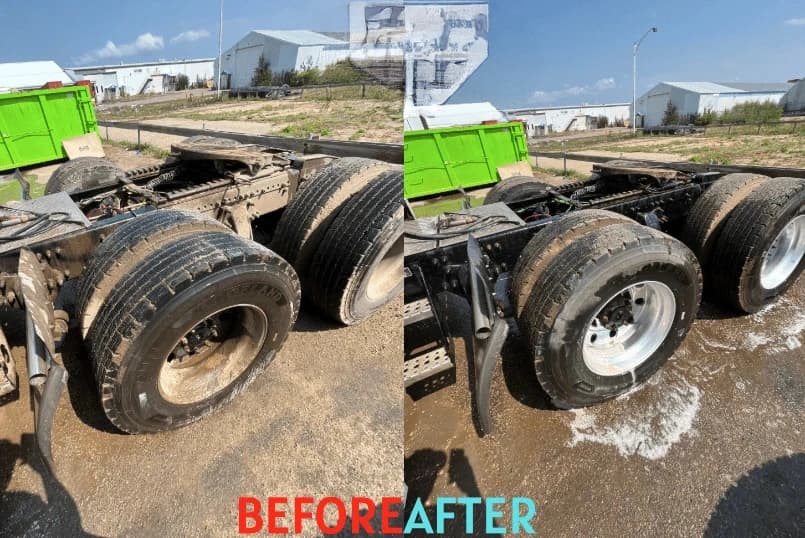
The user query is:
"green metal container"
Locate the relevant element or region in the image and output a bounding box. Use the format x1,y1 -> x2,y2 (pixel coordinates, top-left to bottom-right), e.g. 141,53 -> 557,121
0,85 -> 98,171
404,121 -> 529,199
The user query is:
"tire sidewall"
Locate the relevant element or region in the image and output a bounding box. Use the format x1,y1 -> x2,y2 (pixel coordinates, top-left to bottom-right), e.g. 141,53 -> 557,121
741,202 -> 805,310
113,265 -> 296,432
544,247 -> 699,406
341,208 -> 403,324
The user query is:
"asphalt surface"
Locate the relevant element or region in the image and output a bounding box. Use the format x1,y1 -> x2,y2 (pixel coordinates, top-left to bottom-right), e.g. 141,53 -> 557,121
1,299 -> 402,536
405,280 -> 804,537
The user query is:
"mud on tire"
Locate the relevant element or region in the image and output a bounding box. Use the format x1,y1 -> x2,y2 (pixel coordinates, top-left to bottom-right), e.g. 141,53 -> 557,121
87,232 -> 300,434
45,157 -> 124,194
516,219 -> 701,408
271,157 -> 396,276
484,176 -> 551,205
307,169 -> 403,325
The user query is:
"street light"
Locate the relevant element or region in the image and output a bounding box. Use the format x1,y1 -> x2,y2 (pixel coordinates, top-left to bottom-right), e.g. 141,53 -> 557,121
633,26 -> 657,134
217,0 -> 224,98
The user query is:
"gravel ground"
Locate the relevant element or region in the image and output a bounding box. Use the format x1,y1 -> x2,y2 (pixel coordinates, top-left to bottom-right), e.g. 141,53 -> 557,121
405,280 -> 804,537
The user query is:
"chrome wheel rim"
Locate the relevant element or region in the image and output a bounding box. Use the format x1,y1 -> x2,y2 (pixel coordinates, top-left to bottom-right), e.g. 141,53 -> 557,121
582,281 -> 676,377
157,304 -> 268,405
760,215 -> 805,290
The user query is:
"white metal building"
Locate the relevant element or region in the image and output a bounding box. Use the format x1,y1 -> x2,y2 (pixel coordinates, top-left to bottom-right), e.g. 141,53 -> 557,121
70,58 -> 214,101
404,102 -> 505,130
0,61 -> 73,93
635,82 -> 792,127
217,30 -> 351,89
506,103 -> 631,137
780,79 -> 805,115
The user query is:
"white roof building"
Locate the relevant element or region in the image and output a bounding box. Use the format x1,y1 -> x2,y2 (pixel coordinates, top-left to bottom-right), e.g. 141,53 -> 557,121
0,60 -> 73,93
635,81 -> 792,127
781,78 -> 805,115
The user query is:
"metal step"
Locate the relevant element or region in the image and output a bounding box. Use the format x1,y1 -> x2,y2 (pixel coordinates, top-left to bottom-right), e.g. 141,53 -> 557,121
404,346 -> 453,387
403,297 -> 433,326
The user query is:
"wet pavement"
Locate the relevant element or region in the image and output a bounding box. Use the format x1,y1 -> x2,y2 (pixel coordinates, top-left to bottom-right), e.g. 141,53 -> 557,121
405,281 -> 804,537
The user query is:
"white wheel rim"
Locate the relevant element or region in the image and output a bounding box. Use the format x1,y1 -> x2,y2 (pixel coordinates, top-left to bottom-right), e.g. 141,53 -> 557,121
760,215 -> 805,290
582,281 -> 676,377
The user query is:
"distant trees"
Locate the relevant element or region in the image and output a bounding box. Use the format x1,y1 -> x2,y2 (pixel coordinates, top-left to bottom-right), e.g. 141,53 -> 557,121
662,101 -> 680,125
251,54 -> 273,86
175,74 -> 189,91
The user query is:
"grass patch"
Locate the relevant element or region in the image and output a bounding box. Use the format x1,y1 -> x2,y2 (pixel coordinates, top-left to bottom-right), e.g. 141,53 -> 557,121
279,119 -> 332,138
107,140 -> 170,160
411,194 -> 485,218
0,175 -> 45,203
98,96 -> 226,120
301,85 -> 402,102
534,166 -> 587,181
349,128 -> 366,141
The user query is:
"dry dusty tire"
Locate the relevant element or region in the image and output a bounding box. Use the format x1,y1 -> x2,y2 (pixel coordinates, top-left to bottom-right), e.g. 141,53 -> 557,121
709,177 -> 805,313
512,209 -> 633,317
76,210 -> 228,339
271,157 -> 395,276
307,169 -> 403,325
178,135 -> 241,147
45,157 -> 125,194
87,232 -> 300,433
484,176 -> 551,205
682,173 -> 770,273
516,221 -> 701,408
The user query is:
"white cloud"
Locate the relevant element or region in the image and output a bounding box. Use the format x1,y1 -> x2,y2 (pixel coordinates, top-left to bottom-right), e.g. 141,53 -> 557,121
531,77 -> 616,104
170,29 -> 211,44
77,32 -> 164,64
784,17 -> 805,25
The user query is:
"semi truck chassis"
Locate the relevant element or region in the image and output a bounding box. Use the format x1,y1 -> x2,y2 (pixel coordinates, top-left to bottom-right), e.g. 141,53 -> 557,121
403,161 -> 805,434
0,137 -> 403,470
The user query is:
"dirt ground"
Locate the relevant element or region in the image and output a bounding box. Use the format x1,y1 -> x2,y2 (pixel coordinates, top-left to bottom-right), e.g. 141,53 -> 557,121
404,279 -> 804,536
0,150 -> 404,536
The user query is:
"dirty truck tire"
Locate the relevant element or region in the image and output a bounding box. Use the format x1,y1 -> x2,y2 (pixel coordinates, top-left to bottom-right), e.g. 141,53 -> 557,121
682,173 -> 770,274
178,135 -> 241,147
512,209 -> 633,317
45,157 -> 124,194
76,210 -> 228,339
484,176 -> 551,205
271,157 -> 395,276
88,232 -> 300,434
709,177 -> 805,313
517,221 -> 701,408
308,169 -> 403,325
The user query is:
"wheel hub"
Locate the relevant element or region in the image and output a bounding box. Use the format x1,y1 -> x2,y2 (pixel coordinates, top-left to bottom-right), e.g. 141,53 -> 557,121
760,215 -> 805,290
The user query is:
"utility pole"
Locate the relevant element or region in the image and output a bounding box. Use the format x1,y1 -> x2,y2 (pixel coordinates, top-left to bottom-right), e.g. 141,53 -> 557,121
217,0 -> 224,98
633,26 -> 657,134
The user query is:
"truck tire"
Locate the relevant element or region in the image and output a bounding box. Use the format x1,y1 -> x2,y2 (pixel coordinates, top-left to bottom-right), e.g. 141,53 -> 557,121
516,221 -> 701,408
512,209 -> 633,317
682,173 -> 770,273
484,176 -> 551,205
307,169 -> 403,325
87,232 -> 300,434
45,157 -> 124,194
709,177 -> 805,313
271,157 -> 395,276
76,210 -> 228,339
178,135 -> 241,147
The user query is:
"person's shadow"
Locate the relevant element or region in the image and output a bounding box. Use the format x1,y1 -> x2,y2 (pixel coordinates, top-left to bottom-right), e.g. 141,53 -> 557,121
0,434 -> 97,537
704,453 -> 805,537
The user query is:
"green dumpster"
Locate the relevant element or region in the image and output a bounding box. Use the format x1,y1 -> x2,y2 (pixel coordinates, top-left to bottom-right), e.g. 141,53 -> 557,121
404,121 -> 529,199
0,85 -> 98,172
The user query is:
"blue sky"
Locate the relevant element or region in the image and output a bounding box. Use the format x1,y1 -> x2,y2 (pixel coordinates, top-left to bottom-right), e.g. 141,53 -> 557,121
0,0 -> 352,66
452,0 -> 805,108
1,0 -> 802,109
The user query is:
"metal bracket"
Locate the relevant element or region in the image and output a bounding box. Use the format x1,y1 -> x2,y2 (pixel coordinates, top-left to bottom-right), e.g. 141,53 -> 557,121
467,235 -> 509,435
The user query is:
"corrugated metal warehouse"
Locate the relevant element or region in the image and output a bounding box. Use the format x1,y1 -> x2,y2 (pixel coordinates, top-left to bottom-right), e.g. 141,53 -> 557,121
70,58 -> 214,101
217,30 -> 351,89
781,78 -> 805,116
505,103 -> 631,137
0,61 -> 73,93
635,81 -> 792,127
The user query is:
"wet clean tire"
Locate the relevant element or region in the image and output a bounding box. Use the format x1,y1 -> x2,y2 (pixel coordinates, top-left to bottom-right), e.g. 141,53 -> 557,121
76,210 -> 228,339
512,209 -> 633,317
88,232 -> 300,434
709,177 -> 805,313
271,157 -> 395,276
516,220 -> 701,407
484,176 -> 551,205
45,157 -> 124,194
307,169 -> 403,325
682,173 -> 770,272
